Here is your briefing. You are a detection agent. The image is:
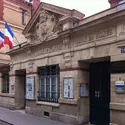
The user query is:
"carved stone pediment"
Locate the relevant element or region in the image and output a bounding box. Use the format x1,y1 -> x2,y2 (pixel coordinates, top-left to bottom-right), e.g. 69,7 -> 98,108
34,10 -> 61,42
23,2 -> 84,44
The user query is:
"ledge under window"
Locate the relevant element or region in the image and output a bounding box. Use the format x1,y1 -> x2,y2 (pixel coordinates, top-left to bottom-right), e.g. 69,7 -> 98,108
0,93 -> 15,98
59,98 -> 78,105
36,101 -> 60,107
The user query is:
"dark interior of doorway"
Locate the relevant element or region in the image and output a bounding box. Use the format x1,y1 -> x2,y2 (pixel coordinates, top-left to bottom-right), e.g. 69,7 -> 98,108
89,61 -> 110,125
16,69 -> 26,109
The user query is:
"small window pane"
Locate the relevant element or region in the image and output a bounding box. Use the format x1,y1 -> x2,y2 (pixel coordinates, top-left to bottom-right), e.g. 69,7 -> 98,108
51,76 -> 56,92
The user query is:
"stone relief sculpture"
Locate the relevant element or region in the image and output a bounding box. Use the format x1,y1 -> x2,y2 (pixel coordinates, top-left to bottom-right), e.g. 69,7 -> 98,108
28,61 -> 34,72
35,10 -> 61,42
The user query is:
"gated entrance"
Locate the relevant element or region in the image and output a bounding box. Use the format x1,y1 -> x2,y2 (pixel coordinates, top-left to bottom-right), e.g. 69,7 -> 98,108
90,61 -> 110,125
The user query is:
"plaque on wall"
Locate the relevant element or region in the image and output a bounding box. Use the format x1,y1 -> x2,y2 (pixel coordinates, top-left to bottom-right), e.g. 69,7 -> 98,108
80,84 -> 89,97
63,77 -> 74,99
115,81 -> 125,94
26,76 -> 35,100
121,48 -> 125,53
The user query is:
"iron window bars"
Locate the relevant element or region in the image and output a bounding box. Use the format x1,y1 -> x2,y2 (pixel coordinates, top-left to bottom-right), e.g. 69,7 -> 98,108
38,65 -> 60,103
2,73 -> 9,93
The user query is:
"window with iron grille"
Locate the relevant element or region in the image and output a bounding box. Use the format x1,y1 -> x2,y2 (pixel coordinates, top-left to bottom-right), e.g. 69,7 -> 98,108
2,73 -> 9,93
38,65 -> 60,103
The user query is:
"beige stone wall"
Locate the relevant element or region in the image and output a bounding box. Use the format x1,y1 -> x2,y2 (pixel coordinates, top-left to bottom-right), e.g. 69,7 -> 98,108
0,0 -> 31,53
0,73 -> 16,109
111,74 -> 125,103
0,95 -> 15,109
111,110 -> 125,125
3,0 -> 31,28
110,74 -> 125,125
0,0 -> 31,78
77,63 -> 89,123
7,7 -> 125,125
0,71 -> 15,109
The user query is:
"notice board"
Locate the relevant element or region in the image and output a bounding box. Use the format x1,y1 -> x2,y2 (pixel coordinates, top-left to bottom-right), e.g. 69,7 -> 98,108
63,77 -> 74,99
26,76 -> 35,100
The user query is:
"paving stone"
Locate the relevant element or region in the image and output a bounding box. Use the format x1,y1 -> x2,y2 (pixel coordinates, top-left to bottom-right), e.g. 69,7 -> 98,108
0,107 -> 71,125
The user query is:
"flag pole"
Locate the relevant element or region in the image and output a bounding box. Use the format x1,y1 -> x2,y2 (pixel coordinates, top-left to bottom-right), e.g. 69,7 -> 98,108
4,21 -> 21,48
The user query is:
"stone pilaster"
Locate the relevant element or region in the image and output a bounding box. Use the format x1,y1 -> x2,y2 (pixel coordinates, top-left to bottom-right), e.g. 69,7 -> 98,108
59,61 -> 80,104
9,71 -> 16,95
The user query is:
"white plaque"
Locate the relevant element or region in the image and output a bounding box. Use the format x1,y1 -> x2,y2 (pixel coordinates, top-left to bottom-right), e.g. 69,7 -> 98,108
115,81 -> 125,94
115,81 -> 124,86
63,77 -> 74,98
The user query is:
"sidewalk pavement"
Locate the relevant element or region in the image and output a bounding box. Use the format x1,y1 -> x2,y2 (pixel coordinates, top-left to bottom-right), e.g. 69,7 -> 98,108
0,107 -> 72,125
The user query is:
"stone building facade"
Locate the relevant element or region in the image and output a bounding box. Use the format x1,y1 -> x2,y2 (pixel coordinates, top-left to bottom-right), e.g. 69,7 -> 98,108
0,0 -> 31,46
0,0 -> 31,112
0,0 -> 31,60
4,1 -> 125,125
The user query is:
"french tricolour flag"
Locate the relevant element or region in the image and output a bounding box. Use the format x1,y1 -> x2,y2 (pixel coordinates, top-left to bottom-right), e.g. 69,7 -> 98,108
4,22 -> 14,49
0,32 -> 4,48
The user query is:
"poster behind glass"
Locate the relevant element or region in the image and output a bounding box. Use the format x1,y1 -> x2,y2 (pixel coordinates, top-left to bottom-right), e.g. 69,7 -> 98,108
26,76 -> 35,100
63,77 -> 74,99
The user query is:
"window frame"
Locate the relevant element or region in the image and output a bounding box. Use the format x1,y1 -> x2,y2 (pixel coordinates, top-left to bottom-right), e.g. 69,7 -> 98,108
21,9 -> 26,25
38,65 -> 60,103
2,72 -> 9,93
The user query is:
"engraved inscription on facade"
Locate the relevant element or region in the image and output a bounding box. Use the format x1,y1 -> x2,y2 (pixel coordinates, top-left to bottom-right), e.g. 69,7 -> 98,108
74,35 -> 88,46
96,28 -> 113,39
74,27 -> 114,47
119,23 -> 125,35
33,42 -> 63,57
32,27 -> 115,57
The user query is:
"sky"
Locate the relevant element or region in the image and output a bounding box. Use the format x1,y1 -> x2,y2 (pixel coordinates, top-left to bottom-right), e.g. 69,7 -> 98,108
41,0 -> 110,17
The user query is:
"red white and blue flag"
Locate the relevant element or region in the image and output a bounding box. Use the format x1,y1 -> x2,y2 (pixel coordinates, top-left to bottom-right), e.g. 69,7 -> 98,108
4,22 -> 14,49
0,32 -> 4,48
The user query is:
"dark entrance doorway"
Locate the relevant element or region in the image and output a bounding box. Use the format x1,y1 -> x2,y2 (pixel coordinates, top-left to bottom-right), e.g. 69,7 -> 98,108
90,61 -> 110,125
15,69 -> 26,109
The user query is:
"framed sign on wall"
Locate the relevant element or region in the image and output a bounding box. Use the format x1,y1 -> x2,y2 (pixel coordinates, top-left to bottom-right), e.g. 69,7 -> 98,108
26,76 -> 35,100
63,77 -> 74,99
115,81 -> 125,94
80,84 -> 89,97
